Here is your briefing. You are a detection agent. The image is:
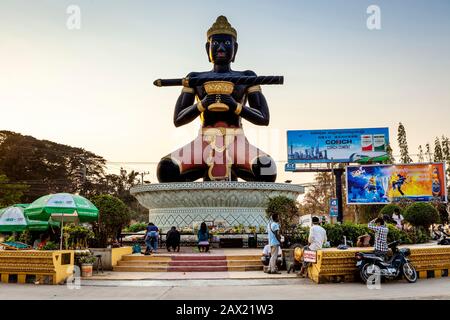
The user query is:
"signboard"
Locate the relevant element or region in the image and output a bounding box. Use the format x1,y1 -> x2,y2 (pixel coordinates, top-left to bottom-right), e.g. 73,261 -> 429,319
346,162 -> 447,204
299,214 -> 312,227
329,198 -> 338,217
303,250 -> 317,263
287,127 -> 389,164
284,163 -> 296,172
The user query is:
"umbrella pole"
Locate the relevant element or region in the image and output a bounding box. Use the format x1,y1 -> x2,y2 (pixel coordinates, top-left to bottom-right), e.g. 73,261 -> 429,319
60,216 -> 64,250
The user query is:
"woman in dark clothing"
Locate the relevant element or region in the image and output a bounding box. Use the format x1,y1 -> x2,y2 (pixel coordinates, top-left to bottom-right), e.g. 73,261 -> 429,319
197,222 -> 210,253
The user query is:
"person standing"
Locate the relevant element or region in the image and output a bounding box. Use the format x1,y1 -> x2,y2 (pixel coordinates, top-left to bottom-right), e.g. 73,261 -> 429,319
297,216 -> 327,277
392,208 -> 404,230
145,222 -> 159,254
368,217 -> 389,256
267,213 -> 282,274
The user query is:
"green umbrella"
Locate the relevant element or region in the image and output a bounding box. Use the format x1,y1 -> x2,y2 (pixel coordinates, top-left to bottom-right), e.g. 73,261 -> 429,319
25,193 -> 98,222
24,193 -> 98,249
0,205 -> 59,233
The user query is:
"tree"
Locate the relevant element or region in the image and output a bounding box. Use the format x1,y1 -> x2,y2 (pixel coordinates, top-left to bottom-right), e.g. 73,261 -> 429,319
418,145 -> 424,163
442,136 -> 450,195
266,196 -> 299,231
299,172 -> 334,217
442,136 -> 450,161
384,143 -> 395,164
425,143 -> 432,162
89,194 -> 131,248
0,131 -> 107,201
0,131 -> 148,221
397,123 -> 412,164
433,137 -> 443,162
0,174 -> 28,207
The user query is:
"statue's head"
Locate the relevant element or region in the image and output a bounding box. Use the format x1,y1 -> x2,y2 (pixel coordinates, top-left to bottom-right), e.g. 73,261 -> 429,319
206,16 -> 238,65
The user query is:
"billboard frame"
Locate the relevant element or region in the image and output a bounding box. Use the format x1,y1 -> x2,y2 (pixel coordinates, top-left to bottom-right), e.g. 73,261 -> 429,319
287,127 -> 390,165
345,162 -> 448,205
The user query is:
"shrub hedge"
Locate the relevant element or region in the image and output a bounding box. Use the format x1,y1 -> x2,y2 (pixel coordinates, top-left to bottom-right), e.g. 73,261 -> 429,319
403,202 -> 440,229
289,221 -> 429,247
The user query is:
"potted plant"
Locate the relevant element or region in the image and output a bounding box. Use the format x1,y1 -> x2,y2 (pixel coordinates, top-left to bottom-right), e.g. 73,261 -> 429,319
79,254 -> 97,277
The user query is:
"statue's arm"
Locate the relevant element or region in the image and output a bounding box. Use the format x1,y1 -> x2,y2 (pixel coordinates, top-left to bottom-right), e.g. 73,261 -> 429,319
173,89 -> 199,127
240,91 -> 270,126
239,71 -> 270,126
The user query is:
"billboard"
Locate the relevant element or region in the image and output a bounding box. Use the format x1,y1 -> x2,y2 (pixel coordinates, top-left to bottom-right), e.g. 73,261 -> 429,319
287,128 -> 389,163
346,163 -> 447,204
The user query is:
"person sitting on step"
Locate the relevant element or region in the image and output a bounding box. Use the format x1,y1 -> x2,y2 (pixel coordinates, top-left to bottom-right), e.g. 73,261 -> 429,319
197,222 -> 210,253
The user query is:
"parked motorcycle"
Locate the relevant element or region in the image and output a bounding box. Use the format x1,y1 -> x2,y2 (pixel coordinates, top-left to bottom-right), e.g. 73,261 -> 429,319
355,241 -> 417,284
435,225 -> 450,245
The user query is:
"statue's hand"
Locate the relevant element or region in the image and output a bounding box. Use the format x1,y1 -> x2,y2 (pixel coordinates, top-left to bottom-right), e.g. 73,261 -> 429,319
219,95 -> 238,112
200,95 -> 217,109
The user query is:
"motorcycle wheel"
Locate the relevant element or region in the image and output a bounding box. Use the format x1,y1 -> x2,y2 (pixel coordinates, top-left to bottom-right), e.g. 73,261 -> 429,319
360,263 -> 381,284
402,262 -> 418,283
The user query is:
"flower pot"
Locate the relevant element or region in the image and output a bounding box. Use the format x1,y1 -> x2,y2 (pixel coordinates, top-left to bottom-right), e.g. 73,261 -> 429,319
81,263 -> 93,277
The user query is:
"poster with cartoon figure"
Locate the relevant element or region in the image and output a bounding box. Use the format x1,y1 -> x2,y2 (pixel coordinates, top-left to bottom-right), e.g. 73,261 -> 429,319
346,163 -> 447,204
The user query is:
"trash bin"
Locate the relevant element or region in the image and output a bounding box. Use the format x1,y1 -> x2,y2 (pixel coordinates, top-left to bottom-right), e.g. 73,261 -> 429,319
248,234 -> 257,248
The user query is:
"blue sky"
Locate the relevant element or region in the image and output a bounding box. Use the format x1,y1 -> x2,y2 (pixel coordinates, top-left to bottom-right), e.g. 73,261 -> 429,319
0,0 -> 449,183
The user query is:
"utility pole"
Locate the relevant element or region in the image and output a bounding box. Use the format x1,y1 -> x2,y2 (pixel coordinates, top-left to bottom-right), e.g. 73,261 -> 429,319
139,171 -> 150,184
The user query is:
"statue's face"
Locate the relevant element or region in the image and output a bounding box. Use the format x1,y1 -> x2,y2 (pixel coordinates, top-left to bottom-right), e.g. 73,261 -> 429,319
206,34 -> 238,65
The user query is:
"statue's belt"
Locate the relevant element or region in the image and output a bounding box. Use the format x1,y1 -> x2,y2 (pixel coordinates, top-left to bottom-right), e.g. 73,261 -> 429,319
200,127 -> 245,180
201,127 -> 244,136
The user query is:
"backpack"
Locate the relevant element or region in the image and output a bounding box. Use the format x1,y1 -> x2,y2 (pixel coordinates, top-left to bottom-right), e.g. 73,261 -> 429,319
132,243 -> 142,254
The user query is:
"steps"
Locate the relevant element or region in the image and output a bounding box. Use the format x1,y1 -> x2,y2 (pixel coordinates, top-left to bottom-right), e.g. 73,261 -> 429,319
113,253 -> 263,272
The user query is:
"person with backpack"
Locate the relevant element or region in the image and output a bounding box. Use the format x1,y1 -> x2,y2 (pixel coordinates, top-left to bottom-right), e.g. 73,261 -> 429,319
267,213 -> 282,274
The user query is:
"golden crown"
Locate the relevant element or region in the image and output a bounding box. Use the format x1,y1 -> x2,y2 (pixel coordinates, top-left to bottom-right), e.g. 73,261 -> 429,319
207,16 -> 237,39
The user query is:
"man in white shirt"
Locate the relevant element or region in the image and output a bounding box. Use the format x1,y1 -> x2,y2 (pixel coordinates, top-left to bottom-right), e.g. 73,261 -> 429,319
297,216 -> 327,277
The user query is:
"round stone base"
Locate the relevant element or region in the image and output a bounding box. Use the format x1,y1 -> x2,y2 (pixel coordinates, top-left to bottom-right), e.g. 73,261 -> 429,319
130,181 -> 304,231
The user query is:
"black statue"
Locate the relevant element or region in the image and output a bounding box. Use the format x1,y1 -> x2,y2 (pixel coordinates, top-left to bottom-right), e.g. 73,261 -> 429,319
157,16 -> 281,183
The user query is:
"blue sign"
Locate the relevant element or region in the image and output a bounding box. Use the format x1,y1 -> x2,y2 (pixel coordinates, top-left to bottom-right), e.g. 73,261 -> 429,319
329,198 -> 338,217
284,163 -> 296,172
287,127 -> 389,164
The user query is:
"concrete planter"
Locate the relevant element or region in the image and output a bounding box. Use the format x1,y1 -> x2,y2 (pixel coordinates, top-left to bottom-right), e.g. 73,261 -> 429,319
89,247 -> 132,271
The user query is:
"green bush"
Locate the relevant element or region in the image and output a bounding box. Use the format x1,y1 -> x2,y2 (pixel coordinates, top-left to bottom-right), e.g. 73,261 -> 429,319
124,222 -> 147,233
404,203 -> 439,229
266,196 -> 299,230
290,226 -> 310,245
41,241 -> 58,250
386,223 -> 412,244
323,223 -> 343,246
407,226 -> 430,244
380,204 -> 403,218
341,222 -> 371,244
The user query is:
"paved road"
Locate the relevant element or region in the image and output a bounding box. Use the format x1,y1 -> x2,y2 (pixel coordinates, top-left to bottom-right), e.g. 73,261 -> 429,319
0,278 -> 449,300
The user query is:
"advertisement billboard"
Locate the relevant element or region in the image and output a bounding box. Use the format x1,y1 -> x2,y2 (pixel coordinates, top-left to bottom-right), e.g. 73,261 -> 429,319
287,128 -> 389,164
346,162 -> 447,204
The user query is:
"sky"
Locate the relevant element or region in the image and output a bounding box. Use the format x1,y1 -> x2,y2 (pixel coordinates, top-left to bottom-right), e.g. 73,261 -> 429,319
1,0 -> 449,184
